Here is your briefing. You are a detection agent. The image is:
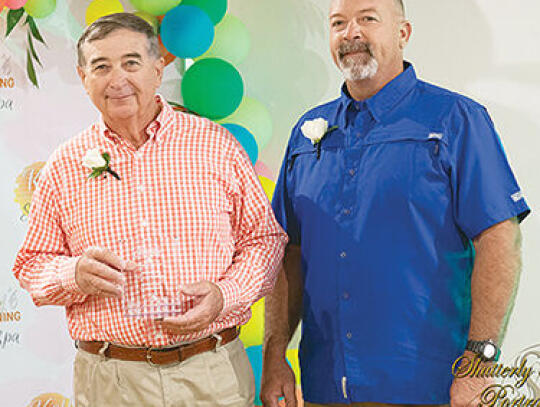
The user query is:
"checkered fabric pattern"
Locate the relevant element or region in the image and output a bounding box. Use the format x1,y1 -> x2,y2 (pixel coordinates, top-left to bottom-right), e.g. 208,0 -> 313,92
12,96 -> 287,347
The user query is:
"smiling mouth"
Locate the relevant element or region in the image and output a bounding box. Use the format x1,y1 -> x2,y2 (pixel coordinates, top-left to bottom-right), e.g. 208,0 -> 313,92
342,50 -> 367,57
340,50 -> 369,61
107,94 -> 134,100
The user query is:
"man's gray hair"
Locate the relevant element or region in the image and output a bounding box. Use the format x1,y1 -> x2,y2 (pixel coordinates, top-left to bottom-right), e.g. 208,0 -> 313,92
77,12 -> 161,66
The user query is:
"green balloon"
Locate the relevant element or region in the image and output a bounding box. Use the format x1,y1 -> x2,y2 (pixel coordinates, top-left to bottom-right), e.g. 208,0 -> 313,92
24,0 -> 56,18
218,97 -> 273,150
182,58 -> 243,120
129,0 -> 181,16
180,0 -> 227,25
196,14 -> 250,65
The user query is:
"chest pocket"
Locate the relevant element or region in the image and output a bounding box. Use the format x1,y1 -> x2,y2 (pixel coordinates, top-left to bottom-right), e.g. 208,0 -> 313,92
286,145 -> 344,218
360,129 -> 449,191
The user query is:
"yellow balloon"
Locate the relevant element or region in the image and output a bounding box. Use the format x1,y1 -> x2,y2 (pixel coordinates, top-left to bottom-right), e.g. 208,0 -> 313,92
85,0 -> 124,26
239,298 -> 264,347
258,176 -> 276,202
286,348 -> 301,384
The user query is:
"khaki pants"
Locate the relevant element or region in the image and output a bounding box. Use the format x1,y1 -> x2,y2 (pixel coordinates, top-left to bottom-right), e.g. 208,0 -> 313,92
305,403 -> 449,407
73,337 -> 255,407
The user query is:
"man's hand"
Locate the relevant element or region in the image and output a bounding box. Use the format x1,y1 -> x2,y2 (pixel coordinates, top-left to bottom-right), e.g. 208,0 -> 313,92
75,246 -> 136,298
158,281 -> 223,335
450,352 -> 494,407
260,353 -> 297,407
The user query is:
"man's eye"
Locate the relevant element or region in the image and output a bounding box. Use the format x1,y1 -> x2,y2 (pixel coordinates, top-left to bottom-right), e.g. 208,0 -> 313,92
332,20 -> 345,28
363,16 -> 377,22
126,60 -> 140,67
94,65 -> 108,71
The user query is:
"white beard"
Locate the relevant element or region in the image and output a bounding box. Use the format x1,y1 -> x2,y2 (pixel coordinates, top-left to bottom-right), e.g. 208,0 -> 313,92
339,56 -> 379,81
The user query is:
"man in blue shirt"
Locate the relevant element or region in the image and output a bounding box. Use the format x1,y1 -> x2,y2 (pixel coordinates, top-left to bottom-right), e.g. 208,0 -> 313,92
261,0 -> 530,406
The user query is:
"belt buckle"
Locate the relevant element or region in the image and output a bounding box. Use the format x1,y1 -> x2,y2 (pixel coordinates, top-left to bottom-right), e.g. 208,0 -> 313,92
146,348 -> 161,367
146,347 -> 182,368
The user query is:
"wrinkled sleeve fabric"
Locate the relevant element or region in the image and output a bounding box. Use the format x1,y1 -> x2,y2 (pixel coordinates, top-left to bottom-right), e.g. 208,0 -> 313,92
272,132 -> 301,246
447,101 -> 530,240
12,162 -> 87,307
215,133 -> 288,318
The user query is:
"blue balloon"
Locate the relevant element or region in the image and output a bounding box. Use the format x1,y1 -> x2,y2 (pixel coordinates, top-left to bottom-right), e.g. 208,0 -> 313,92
160,5 -> 214,58
245,345 -> 263,406
222,123 -> 259,164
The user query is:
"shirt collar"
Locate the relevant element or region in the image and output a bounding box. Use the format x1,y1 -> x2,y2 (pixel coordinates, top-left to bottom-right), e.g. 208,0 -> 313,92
337,61 -> 417,123
99,94 -> 174,146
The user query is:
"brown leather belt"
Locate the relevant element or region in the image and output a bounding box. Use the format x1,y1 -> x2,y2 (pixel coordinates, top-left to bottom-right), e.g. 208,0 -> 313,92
76,327 -> 238,366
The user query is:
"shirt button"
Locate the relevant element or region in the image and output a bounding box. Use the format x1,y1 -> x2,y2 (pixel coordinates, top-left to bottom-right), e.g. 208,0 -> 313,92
343,292 -> 350,300
346,332 -> 352,339
340,251 -> 347,258
141,219 -> 149,227
342,208 -> 351,216
138,184 -> 145,193
348,168 -> 356,176
356,132 -> 362,137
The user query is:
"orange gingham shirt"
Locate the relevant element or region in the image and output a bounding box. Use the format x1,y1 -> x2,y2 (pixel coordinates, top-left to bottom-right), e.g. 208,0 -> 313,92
12,96 -> 287,346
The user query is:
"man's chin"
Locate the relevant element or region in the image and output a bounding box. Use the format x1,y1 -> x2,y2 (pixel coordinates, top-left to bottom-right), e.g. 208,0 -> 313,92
340,53 -> 370,66
340,62 -> 379,81
105,106 -> 138,122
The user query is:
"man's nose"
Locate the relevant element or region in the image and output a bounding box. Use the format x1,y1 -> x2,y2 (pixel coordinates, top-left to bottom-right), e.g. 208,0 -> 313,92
109,67 -> 127,87
343,20 -> 364,41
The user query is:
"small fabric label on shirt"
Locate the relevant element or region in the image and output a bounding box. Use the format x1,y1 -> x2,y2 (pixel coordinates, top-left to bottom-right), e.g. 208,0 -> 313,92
511,191 -> 525,202
428,132 -> 443,140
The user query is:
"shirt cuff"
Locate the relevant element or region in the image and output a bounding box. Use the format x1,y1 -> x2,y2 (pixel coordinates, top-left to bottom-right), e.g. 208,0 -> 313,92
58,256 -> 86,297
215,279 -> 241,318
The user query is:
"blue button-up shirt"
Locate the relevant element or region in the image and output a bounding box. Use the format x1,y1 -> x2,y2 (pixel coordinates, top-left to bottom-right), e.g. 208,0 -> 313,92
272,63 -> 530,404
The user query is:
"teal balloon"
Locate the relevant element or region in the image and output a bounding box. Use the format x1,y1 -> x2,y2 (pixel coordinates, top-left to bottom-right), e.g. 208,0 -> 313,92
245,345 -> 263,406
182,58 -> 243,120
160,5 -> 214,58
129,0 -> 181,16
180,0 -> 227,25
222,124 -> 258,164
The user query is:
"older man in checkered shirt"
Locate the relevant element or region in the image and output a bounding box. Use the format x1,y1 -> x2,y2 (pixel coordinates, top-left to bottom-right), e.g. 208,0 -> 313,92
12,13 -> 287,407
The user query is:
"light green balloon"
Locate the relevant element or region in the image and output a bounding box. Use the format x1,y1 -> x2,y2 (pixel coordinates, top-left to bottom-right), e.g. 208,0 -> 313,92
129,0 -> 181,16
218,97 -> 273,150
196,14 -> 250,65
134,11 -> 158,33
24,0 -> 56,18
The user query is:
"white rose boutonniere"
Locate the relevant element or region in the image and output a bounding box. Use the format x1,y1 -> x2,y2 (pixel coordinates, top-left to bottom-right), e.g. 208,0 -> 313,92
300,118 -> 338,159
82,148 -> 120,180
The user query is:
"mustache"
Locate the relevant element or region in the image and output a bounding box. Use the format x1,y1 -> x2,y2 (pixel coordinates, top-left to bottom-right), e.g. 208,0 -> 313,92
338,40 -> 373,59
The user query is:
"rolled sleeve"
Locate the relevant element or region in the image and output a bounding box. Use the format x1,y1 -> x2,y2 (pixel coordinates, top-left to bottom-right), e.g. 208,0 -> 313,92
12,165 -> 88,306
215,279 -> 242,317
216,130 -> 288,319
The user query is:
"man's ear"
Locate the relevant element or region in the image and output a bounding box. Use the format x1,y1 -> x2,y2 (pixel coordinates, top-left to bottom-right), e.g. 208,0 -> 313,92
77,65 -> 88,92
398,20 -> 412,50
154,56 -> 165,88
